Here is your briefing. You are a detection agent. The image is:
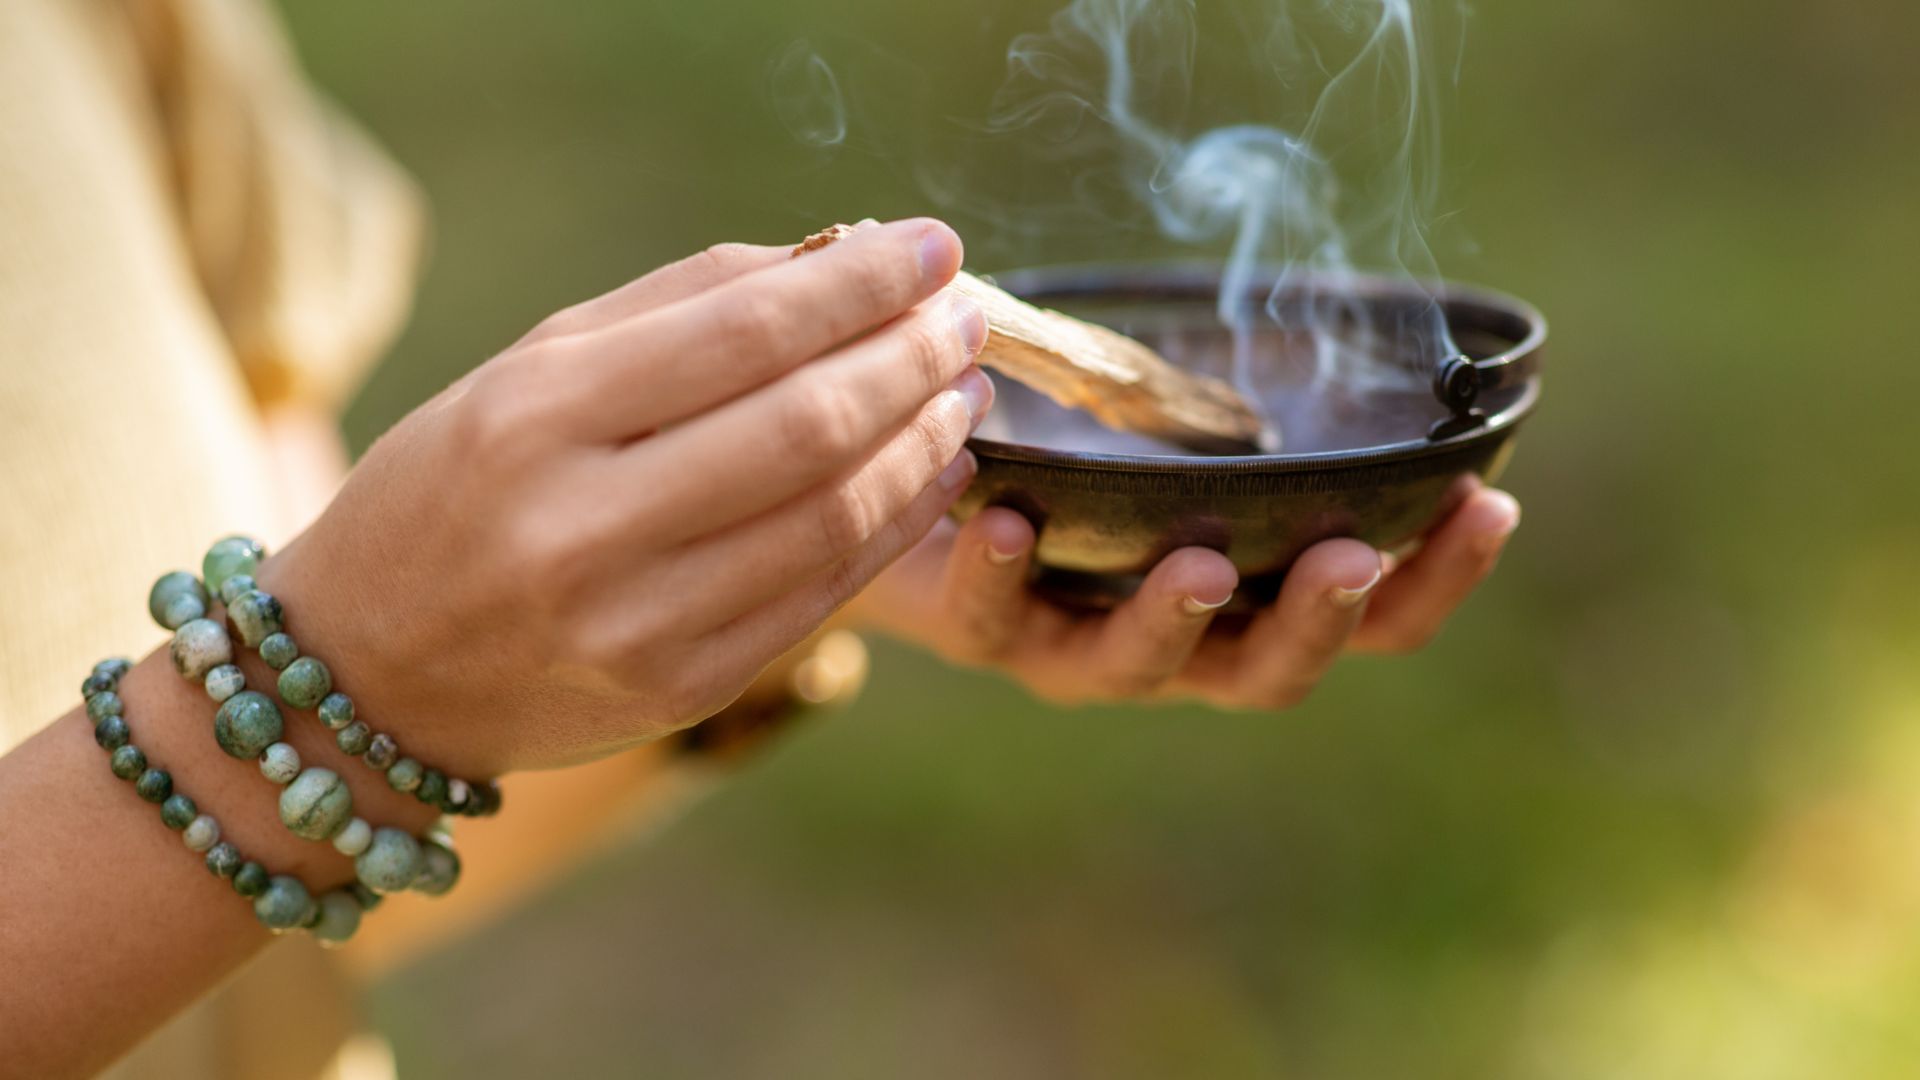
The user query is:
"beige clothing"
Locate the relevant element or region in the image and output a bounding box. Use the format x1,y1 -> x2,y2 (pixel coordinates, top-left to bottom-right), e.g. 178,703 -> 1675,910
1,0 -> 421,1075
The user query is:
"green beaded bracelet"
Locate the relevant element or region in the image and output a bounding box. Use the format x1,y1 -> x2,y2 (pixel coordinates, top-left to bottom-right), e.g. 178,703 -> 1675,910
82,659 -> 372,945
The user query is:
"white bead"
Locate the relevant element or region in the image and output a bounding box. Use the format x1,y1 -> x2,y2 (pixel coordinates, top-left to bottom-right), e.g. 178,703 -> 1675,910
183,814 -> 220,852
332,817 -> 373,857
446,778 -> 471,810
204,664 -> 246,703
259,742 -> 301,785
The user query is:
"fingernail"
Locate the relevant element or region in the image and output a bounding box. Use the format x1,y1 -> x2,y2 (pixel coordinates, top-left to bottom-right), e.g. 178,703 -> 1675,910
1183,593 -> 1232,616
952,299 -> 988,356
920,226 -> 961,282
854,218 -> 881,229
948,366 -> 994,429
986,542 -> 1025,566
938,449 -> 978,492
1329,569 -> 1383,610
1476,492 -> 1522,556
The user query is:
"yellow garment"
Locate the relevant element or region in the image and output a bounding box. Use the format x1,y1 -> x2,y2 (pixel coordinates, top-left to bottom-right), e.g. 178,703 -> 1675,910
0,0 -> 421,1075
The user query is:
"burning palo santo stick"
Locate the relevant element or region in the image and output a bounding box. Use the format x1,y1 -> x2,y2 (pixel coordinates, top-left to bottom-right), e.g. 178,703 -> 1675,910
794,225 -> 1272,454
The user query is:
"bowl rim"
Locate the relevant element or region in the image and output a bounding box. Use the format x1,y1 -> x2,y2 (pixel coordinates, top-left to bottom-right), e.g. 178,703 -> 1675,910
966,264 -> 1546,475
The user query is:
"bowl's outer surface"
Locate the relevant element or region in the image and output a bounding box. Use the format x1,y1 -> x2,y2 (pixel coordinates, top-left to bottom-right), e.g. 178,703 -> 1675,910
954,267 -> 1544,610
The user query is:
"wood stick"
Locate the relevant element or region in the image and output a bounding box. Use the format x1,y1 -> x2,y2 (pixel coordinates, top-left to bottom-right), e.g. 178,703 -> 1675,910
794,225 -> 1272,454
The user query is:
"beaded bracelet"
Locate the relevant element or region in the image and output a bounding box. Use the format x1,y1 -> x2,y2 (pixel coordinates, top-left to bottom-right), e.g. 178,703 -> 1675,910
153,536 -> 501,819
81,659 -> 376,944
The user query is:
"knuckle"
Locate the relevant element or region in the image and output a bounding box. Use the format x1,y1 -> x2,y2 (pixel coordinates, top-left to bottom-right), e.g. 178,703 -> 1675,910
899,309 -> 962,389
720,290 -> 793,358
699,242 -> 757,274
816,484 -> 879,553
776,379 -> 863,462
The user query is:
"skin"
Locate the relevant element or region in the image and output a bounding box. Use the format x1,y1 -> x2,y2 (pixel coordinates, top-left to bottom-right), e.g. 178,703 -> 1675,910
0,217 -> 1520,1077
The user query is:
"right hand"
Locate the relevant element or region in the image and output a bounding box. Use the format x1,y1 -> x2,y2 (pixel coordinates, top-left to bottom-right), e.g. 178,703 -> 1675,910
258,219 -> 992,775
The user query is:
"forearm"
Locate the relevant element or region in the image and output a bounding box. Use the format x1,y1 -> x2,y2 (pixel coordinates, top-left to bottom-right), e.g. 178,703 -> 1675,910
0,648 -> 435,1078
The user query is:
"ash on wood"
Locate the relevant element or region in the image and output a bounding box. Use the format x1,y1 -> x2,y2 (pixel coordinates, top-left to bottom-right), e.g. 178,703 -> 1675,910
794,225 -> 1272,454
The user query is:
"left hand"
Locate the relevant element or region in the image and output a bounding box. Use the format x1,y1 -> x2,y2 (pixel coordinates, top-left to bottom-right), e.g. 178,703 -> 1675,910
851,479 -> 1521,708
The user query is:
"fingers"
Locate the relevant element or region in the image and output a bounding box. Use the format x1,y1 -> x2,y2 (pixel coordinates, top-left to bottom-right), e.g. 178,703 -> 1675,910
698,449 -> 979,676
1350,488 -> 1520,654
526,243 -> 792,340
566,219 -> 967,438
662,387 -> 983,636
1077,548 -> 1239,697
624,298 -> 990,546
931,507 -> 1041,662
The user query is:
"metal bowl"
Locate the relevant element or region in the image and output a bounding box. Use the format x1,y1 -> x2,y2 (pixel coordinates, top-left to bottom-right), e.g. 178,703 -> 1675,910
956,265 -> 1546,611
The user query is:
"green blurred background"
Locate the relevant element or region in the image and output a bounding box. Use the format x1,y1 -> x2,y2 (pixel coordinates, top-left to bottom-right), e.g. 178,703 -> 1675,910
277,1 -> 1920,1076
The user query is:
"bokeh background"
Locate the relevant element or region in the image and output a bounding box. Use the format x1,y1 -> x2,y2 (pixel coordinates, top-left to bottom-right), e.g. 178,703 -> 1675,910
276,0 -> 1920,1076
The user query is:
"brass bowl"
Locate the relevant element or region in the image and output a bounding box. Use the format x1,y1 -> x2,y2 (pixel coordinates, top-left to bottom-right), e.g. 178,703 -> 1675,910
956,266 -> 1546,611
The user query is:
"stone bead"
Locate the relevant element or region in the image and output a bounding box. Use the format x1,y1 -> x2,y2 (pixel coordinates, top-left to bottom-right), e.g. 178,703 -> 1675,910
253,874 -> 314,932
160,793 -> 197,829
183,814 -> 220,852
147,571 -> 210,631
93,657 -> 133,684
442,778 -> 471,814
214,691 -> 284,759
169,619 -> 233,681
205,841 -> 242,878
411,840 -> 462,897
310,890 -> 363,947
93,715 -> 130,751
233,862 -> 269,897
259,633 -> 299,671
81,671 -> 117,700
109,744 -> 146,780
331,817 -> 373,857
134,768 -> 172,803
226,589 -> 285,649
317,693 -> 355,730
362,733 -> 398,771
347,882 -> 383,911
385,757 -> 423,793
414,769 -> 447,807
204,664 -> 246,703
355,827 -> 424,894
279,768 -> 354,841
335,721 -> 372,757
278,657 -> 332,710
202,536 -> 264,598
217,573 -> 257,606
85,691 -> 123,722
258,742 -> 301,785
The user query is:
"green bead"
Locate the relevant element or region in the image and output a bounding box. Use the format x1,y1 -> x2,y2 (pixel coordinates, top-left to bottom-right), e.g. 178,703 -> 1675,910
81,671 -> 117,700
217,573 -> 257,606
226,590 -> 285,649
355,828 -> 424,894
134,768 -> 172,803
347,882 -> 383,911
259,742 -> 301,785
205,841 -> 243,878
148,571 -> 210,631
278,768 -> 354,841
202,536 -> 265,597
233,862 -> 269,897
183,814 -> 220,852
214,691 -> 284,759
310,890 -> 363,947
253,875 -> 314,932
335,721 -> 372,757
169,619 -> 233,681
316,693 -> 355,731
385,757 -> 423,793
411,840 -> 462,897
414,769 -> 447,806
109,744 -> 146,780
259,633 -> 299,671
363,733 -> 398,771
84,690 -> 122,723
204,664 -> 246,703
278,657 -> 332,710
160,793 -> 197,829
93,657 -> 133,684
92,715 -> 130,751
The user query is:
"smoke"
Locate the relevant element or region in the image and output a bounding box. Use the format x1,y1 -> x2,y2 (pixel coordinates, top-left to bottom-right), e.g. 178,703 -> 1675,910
769,39 -> 849,150
989,0 -> 1463,399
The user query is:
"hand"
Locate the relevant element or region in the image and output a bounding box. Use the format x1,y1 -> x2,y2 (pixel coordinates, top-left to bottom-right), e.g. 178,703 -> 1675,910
853,479 -> 1521,708
259,219 -> 994,774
